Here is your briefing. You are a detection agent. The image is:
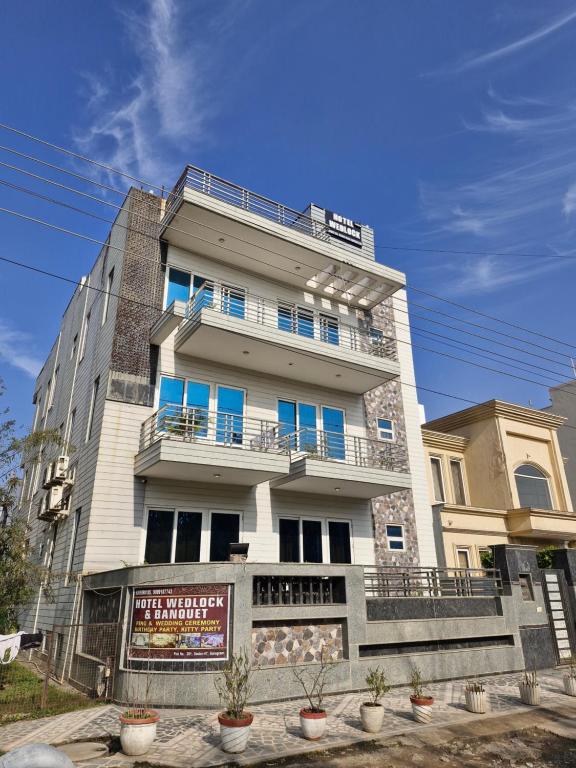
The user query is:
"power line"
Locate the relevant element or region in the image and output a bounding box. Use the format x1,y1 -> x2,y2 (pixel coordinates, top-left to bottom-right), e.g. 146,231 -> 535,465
374,241 -> 576,262
0,120 -> 574,353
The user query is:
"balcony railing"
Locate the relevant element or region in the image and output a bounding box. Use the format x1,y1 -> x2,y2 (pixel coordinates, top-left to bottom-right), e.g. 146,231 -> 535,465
185,282 -> 397,361
364,567 -> 503,598
165,165 -> 331,242
284,428 -> 409,473
253,575 -> 347,606
140,405 -> 287,454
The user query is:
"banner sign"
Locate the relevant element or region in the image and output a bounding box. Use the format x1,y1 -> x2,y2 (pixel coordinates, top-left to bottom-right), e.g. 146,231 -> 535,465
127,584 -> 231,662
324,210 -> 362,247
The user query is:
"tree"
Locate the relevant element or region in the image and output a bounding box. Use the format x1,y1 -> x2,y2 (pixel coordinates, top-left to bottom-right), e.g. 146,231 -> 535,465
0,379 -> 67,632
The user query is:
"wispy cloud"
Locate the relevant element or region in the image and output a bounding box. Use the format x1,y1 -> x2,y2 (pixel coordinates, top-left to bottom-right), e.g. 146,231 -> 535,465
0,320 -> 42,378
74,0 -> 243,185
563,182 -> 576,217
431,8 -> 576,76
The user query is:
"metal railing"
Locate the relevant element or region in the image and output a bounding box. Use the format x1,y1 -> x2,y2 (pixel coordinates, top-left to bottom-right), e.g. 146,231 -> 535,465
364,567 -> 503,598
140,405 -> 287,453
164,165 -> 331,242
185,282 -> 397,360
284,428 -> 409,473
253,575 -> 346,606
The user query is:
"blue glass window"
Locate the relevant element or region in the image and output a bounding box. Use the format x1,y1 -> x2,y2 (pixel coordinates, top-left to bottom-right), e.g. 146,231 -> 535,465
377,418 -> 394,441
297,308 -> 314,338
386,524 -> 405,551
158,376 -> 184,432
186,381 -> 210,438
298,403 -> 317,452
166,268 -> 191,307
216,387 -> 244,445
322,407 -> 345,460
192,275 -> 214,310
319,314 -> 339,345
278,400 -> 297,449
278,304 -> 294,333
221,286 -> 246,319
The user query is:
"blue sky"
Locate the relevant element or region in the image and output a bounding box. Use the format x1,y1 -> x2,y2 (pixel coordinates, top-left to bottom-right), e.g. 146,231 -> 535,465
1,0 -> 576,431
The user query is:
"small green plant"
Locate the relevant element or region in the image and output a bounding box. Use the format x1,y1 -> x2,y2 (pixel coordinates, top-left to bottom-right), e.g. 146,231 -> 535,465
365,667 -> 390,706
215,650 -> 253,719
409,665 -> 426,699
522,669 -> 538,687
465,679 -> 485,693
291,647 -> 336,713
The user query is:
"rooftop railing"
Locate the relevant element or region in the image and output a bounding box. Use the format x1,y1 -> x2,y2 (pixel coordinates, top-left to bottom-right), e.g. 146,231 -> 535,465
364,566 -> 503,598
284,428 -> 409,473
165,165 -> 331,242
140,405 -> 287,454
185,282 -> 397,361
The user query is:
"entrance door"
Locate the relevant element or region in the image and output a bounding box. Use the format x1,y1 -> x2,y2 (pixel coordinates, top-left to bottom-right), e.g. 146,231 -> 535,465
542,570 -> 576,662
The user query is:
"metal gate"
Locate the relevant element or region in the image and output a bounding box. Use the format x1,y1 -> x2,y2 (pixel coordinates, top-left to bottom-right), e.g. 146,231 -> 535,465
541,569 -> 576,663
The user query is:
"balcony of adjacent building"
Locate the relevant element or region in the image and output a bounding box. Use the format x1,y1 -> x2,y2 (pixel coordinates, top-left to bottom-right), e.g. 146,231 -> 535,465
134,406 -> 290,485
160,165 -> 404,308
270,427 -> 411,499
506,507 -> 576,541
150,282 -> 400,394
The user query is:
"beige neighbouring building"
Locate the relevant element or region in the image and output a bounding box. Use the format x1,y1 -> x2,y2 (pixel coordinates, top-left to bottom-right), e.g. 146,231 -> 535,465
421,400 -> 576,570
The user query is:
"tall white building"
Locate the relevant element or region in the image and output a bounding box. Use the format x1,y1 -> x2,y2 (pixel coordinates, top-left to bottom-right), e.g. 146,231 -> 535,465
18,166 -> 434,631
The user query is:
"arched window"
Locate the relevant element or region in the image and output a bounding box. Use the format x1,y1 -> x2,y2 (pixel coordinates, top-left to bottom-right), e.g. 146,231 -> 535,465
514,464 -> 553,510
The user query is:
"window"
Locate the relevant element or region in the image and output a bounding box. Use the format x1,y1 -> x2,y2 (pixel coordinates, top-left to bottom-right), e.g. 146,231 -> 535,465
519,573 -> 535,602
322,406 -> 345,460
86,376 -> 100,441
66,508 -> 82,581
279,518 -> 300,562
102,267 -> 114,325
210,513 -> 240,561
319,314 -> 340,345
386,524 -> 405,551
328,521 -> 351,563
79,311 -> 90,361
377,418 -> 394,442
456,547 -> 471,569
144,510 -> 203,564
186,381 -> 210,437
71,333 -> 78,360
47,367 -> 59,411
165,267 -> 191,307
514,464 -> 553,510
216,387 -> 244,445
302,520 -> 323,563
67,409 -> 76,446
450,459 -> 466,505
430,457 -> 445,502
277,304 -> 314,338
46,524 -> 59,572
44,379 -> 52,417
221,285 -> 246,319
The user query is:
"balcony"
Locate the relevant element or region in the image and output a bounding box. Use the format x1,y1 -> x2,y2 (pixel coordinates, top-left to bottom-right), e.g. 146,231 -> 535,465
165,283 -> 400,394
161,165 -> 404,308
270,428 -> 411,499
507,507 -> 576,541
135,406 -> 290,485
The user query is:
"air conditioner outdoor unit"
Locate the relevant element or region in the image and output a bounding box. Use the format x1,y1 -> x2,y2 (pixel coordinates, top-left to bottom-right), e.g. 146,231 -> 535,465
42,461 -> 55,490
53,456 -> 69,482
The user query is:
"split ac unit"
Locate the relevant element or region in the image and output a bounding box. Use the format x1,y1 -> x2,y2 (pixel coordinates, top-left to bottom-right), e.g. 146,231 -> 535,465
53,456 -> 69,482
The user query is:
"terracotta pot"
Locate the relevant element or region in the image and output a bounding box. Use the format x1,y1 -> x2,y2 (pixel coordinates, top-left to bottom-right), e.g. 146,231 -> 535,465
119,710 -> 159,756
410,695 -> 434,724
360,703 -> 384,733
519,683 -> 540,706
464,689 -> 486,714
218,712 -> 253,753
563,676 -> 576,697
299,708 -> 327,740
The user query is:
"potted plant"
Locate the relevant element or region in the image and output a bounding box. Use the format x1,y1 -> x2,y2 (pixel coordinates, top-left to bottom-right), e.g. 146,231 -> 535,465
292,648 -> 335,740
360,667 -> 390,733
120,659 -> 158,756
563,657 -> 576,697
464,680 -> 486,714
215,650 -> 254,754
519,670 -> 540,706
409,665 -> 434,723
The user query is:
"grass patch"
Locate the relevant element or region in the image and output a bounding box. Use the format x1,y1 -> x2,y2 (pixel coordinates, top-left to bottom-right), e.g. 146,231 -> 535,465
0,662 -> 100,724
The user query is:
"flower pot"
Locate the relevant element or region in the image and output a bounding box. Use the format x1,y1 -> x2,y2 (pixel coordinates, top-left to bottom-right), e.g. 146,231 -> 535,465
464,689 -> 486,714
299,708 -> 327,740
564,676 -> 576,697
218,712 -> 253,754
410,695 -> 434,724
119,710 -> 159,756
519,683 -> 540,706
360,703 -> 384,733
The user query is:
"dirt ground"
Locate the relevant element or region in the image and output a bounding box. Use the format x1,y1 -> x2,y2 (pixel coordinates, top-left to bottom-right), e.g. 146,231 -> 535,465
262,727 -> 576,768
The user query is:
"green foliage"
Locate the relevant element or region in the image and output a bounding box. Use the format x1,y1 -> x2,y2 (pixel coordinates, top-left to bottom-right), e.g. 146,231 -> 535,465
291,646 -> 336,713
536,545 -> 558,569
365,667 -> 390,705
215,650 -> 254,719
409,664 -> 427,699
479,549 -> 494,569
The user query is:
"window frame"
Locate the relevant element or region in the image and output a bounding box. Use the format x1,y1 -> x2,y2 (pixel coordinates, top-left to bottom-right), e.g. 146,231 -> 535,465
85,376 -> 100,442
377,418 -> 395,442
278,515 -> 353,564
385,523 -> 405,552
455,546 -> 472,569
449,457 -> 467,505
79,310 -> 91,361
514,463 -> 554,510
102,266 -> 115,325
429,455 -> 446,502
164,266 -> 192,309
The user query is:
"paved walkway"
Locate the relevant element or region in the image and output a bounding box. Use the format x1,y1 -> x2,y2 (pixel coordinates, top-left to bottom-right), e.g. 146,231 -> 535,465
0,668 -> 575,767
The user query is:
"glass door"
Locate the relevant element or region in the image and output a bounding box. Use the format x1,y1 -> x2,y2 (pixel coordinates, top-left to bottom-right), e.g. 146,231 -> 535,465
216,387 -> 245,445
186,381 -> 210,438
158,376 -> 184,433
322,406 -> 345,460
